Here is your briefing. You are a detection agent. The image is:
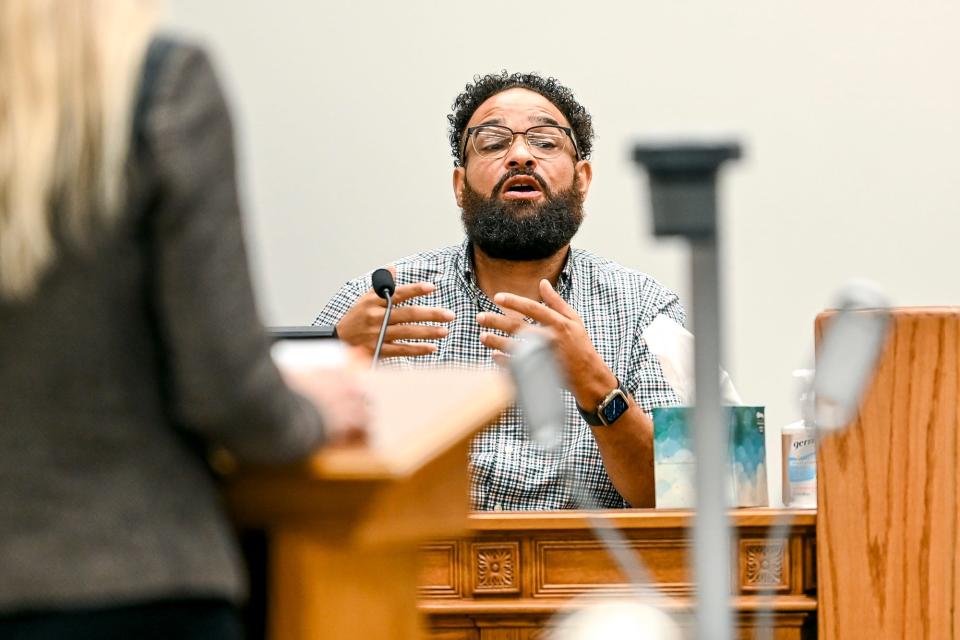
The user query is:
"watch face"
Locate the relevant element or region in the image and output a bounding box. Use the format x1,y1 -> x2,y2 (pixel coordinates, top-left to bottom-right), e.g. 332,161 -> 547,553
602,392 -> 629,424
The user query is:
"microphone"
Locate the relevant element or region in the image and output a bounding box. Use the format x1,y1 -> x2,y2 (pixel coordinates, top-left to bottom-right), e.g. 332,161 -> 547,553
507,331 -> 662,598
508,331 -> 565,451
371,268 -> 396,299
813,280 -> 891,431
370,268 -> 395,369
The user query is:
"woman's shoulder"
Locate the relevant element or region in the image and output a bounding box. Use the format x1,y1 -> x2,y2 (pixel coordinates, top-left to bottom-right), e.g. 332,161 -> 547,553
141,36 -> 224,111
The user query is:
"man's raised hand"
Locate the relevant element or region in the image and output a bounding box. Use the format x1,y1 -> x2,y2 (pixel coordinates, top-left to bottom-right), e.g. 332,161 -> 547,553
477,279 -> 618,409
336,269 -> 454,358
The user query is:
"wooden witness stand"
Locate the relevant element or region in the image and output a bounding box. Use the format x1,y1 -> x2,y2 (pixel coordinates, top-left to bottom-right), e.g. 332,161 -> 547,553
416,307 -> 959,639
223,367 -> 816,639
224,368 -> 513,640
222,307 -> 958,639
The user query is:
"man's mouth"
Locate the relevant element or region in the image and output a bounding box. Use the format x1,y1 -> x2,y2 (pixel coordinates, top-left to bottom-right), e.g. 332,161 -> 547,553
499,175 -> 545,201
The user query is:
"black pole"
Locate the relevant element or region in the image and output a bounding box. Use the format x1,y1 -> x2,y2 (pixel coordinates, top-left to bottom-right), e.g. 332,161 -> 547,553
632,141 -> 741,640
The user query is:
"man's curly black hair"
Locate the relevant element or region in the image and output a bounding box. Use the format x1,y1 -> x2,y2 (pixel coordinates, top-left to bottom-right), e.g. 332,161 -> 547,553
447,71 -> 594,167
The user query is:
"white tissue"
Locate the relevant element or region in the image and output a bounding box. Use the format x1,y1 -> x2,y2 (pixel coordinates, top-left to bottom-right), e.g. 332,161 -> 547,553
642,314 -> 742,405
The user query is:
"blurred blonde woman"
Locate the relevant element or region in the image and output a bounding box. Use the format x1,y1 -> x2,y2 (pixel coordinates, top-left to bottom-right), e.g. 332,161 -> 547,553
0,1 -> 365,637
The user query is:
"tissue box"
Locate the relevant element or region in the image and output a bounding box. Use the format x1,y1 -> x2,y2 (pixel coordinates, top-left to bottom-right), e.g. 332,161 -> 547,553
652,406 -> 768,508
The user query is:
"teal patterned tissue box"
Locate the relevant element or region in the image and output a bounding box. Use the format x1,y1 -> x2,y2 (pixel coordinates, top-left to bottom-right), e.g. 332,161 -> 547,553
652,406 -> 768,508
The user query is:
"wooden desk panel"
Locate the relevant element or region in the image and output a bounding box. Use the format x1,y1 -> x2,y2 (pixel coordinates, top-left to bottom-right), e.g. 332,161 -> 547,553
418,509 -> 816,639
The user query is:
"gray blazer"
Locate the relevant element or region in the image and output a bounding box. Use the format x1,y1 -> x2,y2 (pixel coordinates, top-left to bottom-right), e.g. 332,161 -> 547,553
0,39 -> 324,612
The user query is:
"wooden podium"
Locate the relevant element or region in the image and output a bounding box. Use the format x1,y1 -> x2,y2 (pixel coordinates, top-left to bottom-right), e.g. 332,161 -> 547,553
816,307 -> 960,638
224,369 -> 512,640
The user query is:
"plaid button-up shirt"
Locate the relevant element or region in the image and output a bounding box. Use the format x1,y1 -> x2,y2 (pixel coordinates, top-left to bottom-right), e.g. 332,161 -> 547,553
313,240 -> 684,510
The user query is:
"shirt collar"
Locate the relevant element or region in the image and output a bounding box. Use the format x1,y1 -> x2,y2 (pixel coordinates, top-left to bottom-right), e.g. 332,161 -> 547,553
455,239 -> 576,298
557,248 -> 575,295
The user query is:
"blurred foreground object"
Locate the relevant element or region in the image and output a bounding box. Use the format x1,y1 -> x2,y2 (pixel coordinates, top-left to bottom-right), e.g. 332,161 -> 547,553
508,330 -> 566,451
812,280 -> 891,431
0,2 -> 356,637
551,600 -> 683,640
633,139 -> 742,640
509,331 -> 662,592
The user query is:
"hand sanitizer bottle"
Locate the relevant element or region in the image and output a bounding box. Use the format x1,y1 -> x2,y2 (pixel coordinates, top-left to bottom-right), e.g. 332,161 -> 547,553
781,370 -> 817,508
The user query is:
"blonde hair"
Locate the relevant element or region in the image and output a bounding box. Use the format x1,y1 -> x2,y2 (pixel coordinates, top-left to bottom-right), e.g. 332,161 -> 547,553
0,0 -> 158,299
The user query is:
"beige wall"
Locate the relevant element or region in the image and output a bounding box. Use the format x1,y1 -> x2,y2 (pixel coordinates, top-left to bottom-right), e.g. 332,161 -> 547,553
163,0 -> 959,503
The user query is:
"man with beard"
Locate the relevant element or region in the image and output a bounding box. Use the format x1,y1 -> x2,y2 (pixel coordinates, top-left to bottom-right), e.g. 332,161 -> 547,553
313,72 -> 684,510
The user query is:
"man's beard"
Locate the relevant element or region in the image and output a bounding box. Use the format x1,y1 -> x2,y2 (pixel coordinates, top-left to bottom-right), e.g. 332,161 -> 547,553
460,169 -> 584,261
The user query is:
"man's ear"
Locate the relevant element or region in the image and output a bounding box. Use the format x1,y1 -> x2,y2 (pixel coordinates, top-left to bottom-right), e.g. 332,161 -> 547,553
453,166 -> 466,208
575,160 -> 593,198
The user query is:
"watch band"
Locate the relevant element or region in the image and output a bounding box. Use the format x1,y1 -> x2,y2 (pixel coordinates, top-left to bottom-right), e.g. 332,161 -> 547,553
576,401 -> 605,426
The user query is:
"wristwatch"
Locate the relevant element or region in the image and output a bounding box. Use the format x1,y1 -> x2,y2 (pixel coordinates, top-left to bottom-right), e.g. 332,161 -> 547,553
576,381 -> 630,427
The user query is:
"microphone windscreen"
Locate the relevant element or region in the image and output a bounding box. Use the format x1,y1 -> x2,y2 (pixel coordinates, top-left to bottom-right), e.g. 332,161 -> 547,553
508,331 -> 565,451
371,268 -> 396,299
813,280 -> 890,431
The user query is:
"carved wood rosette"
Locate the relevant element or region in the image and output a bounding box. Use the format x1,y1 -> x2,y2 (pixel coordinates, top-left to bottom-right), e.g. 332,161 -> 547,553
471,542 -> 520,595
739,538 -> 790,593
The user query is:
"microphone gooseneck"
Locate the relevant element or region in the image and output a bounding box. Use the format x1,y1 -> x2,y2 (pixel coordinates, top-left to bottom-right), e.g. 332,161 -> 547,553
370,268 -> 396,369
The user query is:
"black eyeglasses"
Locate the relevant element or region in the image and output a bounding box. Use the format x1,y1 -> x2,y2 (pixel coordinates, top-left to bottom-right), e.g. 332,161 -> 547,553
460,124 -> 581,164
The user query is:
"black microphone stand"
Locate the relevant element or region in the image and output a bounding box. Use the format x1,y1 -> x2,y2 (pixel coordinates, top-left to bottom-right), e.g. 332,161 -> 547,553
371,288 -> 393,370
632,140 -> 741,640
